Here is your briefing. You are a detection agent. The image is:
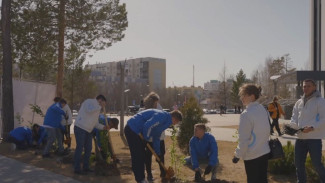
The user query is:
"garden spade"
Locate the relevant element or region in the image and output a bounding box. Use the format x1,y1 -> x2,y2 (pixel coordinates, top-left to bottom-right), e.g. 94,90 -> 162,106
139,134 -> 175,180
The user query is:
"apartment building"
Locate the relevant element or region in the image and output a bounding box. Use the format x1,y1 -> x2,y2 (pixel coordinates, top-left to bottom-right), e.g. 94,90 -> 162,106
86,57 -> 166,90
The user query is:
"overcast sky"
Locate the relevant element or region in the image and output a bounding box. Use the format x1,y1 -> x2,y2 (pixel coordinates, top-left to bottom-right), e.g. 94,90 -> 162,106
86,0 -> 310,87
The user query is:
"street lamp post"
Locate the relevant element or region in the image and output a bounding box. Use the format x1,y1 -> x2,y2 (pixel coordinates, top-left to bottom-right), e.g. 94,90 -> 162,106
270,75 -> 281,96
124,89 -> 130,115
177,93 -> 181,108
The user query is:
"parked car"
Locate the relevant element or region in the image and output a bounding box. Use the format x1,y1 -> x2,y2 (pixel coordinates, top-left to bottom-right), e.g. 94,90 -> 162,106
226,109 -> 236,114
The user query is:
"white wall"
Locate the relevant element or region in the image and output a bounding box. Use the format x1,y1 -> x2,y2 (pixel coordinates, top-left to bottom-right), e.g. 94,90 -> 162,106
0,79 -> 56,135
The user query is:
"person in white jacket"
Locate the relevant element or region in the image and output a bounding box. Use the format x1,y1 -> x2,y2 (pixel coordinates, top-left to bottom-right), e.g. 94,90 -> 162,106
60,99 -> 73,149
232,84 -> 270,183
290,79 -> 325,183
73,95 -> 108,175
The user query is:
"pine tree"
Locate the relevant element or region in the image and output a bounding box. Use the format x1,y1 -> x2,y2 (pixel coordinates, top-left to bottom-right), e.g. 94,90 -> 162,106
231,69 -> 247,106
8,0 -> 128,82
177,96 -> 208,154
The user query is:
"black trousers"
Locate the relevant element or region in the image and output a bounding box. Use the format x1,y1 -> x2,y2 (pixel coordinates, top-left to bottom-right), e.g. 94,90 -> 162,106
244,153 -> 269,183
7,136 -> 29,150
271,118 -> 281,135
124,125 -> 145,182
61,124 -> 71,148
145,140 -> 166,177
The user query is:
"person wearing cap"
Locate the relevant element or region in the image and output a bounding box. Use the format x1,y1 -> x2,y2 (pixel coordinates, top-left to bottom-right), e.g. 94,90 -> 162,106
93,114 -> 119,159
124,109 -> 183,183
73,94 -> 109,175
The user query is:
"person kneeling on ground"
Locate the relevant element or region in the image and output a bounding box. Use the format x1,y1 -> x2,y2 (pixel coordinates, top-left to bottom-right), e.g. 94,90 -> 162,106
7,126 -> 35,150
185,123 -> 219,182
32,124 -> 48,148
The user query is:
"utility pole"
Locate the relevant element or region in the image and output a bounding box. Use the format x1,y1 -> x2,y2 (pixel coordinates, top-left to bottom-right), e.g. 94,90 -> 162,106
120,61 -> 125,135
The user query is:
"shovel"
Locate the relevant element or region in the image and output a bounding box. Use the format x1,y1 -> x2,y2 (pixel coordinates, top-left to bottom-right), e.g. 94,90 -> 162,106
139,134 -> 175,180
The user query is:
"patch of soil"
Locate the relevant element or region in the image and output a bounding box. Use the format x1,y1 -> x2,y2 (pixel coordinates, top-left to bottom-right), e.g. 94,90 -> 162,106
0,131 -> 297,183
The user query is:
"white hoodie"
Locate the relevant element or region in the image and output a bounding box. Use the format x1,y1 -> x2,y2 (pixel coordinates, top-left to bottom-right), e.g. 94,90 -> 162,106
61,104 -> 73,126
235,102 -> 270,160
74,99 -> 105,133
290,91 -> 325,139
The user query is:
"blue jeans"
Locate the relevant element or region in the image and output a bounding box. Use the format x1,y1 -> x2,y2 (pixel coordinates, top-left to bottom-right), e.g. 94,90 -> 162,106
43,127 -> 64,155
74,126 -> 92,172
295,139 -> 325,183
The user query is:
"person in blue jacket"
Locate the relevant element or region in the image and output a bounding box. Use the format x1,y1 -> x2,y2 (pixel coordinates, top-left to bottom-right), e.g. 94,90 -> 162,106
185,123 -> 219,182
8,126 -> 34,150
124,109 -> 183,183
42,98 -> 68,158
32,124 -> 48,147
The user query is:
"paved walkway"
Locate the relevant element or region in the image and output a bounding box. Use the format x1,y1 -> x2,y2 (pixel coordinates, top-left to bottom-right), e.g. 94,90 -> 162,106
0,155 -> 82,183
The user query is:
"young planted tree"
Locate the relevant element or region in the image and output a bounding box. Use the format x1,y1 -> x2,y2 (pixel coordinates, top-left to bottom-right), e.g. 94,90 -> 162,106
177,96 -> 208,154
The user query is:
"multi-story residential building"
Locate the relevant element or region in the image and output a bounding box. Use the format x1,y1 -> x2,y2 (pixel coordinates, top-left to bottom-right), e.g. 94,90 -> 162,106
86,57 -> 166,90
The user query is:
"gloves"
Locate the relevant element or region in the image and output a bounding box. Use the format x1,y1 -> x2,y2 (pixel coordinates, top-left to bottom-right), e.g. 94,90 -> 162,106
204,165 -> 212,175
232,156 -> 240,164
195,171 -> 201,182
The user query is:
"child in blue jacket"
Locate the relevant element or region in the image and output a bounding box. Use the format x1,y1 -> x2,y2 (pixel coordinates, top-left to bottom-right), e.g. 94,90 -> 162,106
8,126 -> 33,150
124,109 -> 182,183
185,123 -> 219,182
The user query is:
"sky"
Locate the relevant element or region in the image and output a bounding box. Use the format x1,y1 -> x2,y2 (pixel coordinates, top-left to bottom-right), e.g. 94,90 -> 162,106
86,0 -> 310,87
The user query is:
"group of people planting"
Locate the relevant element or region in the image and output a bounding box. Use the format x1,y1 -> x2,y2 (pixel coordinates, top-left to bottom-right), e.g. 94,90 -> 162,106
6,78 -> 325,183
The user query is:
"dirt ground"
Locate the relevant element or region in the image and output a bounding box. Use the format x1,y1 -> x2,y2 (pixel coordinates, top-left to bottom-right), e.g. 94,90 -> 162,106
0,131 -> 297,183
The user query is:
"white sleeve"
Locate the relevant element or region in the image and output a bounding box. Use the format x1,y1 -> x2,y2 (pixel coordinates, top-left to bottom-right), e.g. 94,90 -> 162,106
235,113 -> 253,158
290,101 -> 299,128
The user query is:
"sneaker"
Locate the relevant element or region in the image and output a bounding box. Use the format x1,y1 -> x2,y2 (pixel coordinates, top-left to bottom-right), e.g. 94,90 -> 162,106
42,154 -> 52,158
